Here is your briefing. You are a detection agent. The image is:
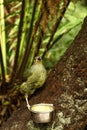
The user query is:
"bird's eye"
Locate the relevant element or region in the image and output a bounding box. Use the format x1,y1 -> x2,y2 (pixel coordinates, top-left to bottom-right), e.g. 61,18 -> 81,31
35,56 -> 41,61
38,57 -> 41,60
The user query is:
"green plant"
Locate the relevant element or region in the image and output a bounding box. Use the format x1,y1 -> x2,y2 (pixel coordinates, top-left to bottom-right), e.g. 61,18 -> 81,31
0,0 -> 71,85
0,0 -> 87,125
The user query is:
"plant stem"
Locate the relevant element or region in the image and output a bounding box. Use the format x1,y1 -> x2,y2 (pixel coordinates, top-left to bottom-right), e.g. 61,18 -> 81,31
26,1 -> 43,68
10,0 -> 25,83
0,45 -> 5,83
17,0 -> 37,79
0,0 -> 7,75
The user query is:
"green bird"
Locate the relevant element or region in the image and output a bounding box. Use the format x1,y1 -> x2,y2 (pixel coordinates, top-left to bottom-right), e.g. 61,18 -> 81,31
19,57 -> 47,109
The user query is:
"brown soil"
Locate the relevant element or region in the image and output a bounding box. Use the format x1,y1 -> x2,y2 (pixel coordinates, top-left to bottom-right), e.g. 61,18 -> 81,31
1,17 -> 87,130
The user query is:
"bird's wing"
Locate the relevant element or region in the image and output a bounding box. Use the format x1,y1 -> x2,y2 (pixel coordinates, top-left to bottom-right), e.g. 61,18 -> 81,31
27,73 -> 41,88
23,69 -> 32,79
25,76 -> 40,95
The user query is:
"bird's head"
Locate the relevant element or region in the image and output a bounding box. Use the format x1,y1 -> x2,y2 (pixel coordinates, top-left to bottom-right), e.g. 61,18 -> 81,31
34,56 -> 42,64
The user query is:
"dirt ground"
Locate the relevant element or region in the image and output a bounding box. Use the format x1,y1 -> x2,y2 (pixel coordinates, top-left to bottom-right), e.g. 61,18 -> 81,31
1,17 -> 87,130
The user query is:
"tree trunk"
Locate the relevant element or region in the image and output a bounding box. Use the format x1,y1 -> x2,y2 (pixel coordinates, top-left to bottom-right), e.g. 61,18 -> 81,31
1,17 -> 87,130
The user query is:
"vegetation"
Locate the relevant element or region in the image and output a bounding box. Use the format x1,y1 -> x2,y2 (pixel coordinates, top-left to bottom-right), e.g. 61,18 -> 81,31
0,0 -> 87,125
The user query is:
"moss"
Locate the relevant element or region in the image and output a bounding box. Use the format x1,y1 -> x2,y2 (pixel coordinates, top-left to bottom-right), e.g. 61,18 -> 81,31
27,120 -> 52,130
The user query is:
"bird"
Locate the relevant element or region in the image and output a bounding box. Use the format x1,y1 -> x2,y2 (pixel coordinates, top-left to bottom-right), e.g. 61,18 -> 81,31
19,56 -> 47,109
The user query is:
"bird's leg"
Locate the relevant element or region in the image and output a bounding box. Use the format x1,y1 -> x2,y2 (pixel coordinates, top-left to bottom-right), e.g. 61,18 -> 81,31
25,94 -> 30,110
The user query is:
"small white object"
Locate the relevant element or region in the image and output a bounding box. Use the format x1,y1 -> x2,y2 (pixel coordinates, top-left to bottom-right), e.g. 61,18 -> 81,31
25,94 -> 30,110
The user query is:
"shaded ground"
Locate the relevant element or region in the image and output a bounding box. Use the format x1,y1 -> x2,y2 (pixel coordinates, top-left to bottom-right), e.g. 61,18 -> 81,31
1,17 -> 87,130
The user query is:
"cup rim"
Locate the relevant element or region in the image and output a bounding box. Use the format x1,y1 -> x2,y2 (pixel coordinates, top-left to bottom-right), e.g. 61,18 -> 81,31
30,103 -> 54,113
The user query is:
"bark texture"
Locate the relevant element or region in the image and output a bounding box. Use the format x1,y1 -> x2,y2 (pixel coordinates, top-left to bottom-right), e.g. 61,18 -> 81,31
1,17 -> 87,130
